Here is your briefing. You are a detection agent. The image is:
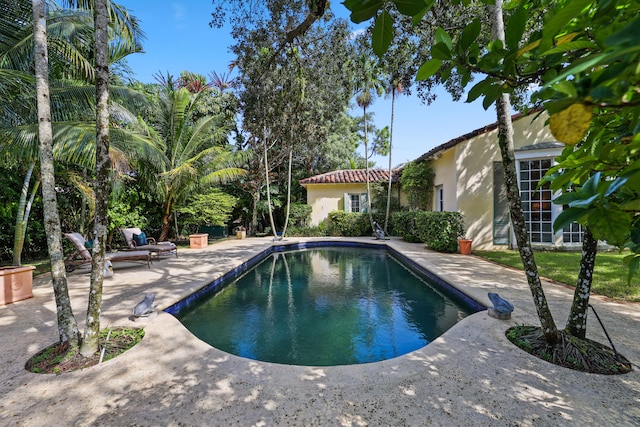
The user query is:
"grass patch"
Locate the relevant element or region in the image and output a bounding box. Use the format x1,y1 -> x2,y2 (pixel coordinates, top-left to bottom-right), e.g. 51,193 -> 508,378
25,327 -> 145,374
475,250 -> 640,302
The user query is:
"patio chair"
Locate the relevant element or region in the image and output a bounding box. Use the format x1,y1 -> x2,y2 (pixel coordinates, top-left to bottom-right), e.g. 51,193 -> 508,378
119,227 -> 178,259
64,232 -> 151,272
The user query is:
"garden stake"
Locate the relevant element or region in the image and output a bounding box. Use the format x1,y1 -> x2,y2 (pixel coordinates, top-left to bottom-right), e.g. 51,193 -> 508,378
589,304 -> 621,362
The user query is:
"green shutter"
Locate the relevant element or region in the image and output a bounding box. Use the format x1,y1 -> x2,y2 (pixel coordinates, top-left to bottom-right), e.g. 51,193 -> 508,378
493,162 -> 510,245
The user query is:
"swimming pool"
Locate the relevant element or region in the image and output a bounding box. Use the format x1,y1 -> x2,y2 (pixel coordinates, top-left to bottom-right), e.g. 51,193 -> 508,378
169,243 -> 483,366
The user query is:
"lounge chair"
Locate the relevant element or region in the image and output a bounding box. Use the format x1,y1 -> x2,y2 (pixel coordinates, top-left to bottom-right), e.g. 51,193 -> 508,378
64,232 -> 151,272
120,227 -> 178,259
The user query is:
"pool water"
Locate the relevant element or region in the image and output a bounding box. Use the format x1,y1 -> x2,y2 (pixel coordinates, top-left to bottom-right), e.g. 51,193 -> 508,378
177,247 -> 473,366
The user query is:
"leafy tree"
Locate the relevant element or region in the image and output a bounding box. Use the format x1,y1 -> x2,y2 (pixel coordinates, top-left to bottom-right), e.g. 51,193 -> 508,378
174,189 -> 238,233
345,0 -> 637,372
400,161 -> 435,211
219,1 -> 357,235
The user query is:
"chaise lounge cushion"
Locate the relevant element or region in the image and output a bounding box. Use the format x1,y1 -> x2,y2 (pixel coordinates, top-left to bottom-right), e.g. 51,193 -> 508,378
120,227 -> 178,258
133,232 -> 148,246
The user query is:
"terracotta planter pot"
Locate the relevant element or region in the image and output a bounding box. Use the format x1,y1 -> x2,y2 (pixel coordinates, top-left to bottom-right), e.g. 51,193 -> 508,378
236,230 -> 246,239
458,239 -> 472,255
189,233 -> 208,249
0,265 -> 35,305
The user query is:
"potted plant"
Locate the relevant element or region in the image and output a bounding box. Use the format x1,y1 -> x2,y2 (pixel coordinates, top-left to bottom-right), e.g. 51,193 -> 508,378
0,265 -> 35,305
234,226 -> 246,240
458,235 -> 472,255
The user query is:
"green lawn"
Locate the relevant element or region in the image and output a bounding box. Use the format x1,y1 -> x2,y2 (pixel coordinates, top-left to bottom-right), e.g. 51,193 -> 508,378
475,250 -> 640,302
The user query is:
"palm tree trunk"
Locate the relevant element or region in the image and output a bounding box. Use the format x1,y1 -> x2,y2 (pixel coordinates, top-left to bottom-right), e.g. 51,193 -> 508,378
263,135 -> 278,239
384,89 -> 395,234
281,149 -> 293,239
363,105 -> 374,230
13,162 -> 39,266
32,0 -> 80,350
491,0 -> 558,343
565,227 -> 597,339
81,0 -> 110,357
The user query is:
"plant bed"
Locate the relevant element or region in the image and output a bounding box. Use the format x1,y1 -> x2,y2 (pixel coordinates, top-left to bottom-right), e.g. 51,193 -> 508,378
506,325 -> 632,375
25,327 -> 144,374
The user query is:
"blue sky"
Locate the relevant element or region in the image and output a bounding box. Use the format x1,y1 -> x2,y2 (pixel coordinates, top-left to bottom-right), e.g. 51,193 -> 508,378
119,1 -> 498,168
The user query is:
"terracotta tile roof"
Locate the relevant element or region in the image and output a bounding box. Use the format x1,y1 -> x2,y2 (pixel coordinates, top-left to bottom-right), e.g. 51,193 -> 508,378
299,169 -> 402,185
416,110 -> 537,162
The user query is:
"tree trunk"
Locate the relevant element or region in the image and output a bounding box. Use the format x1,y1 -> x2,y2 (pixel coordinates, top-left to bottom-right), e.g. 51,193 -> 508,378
32,0 -> 80,350
281,149 -> 293,239
13,162 -> 39,266
81,0 -> 110,357
363,105 -> 374,230
158,194 -> 174,242
263,135 -> 278,239
384,89 -> 395,234
491,0 -> 558,343
565,227 -> 597,339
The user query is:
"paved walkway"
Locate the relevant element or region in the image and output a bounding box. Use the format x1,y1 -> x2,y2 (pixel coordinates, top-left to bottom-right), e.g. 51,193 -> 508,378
1,237 -> 639,426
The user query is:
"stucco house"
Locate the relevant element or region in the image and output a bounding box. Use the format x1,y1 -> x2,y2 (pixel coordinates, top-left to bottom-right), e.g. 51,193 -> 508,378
300,111 -> 579,251
417,110 -> 578,251
299,169 -> 404,226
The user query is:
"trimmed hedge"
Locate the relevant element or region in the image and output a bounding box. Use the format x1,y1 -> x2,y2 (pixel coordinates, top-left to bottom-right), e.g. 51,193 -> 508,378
390,211 -> 421,242
324,211 -> 372,237
391,211 -> 465,253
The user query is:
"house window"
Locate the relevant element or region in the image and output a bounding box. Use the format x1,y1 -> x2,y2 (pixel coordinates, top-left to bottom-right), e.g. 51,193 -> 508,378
436,185 -> 444,212
344,193 -> 368,213
519,159 -> 554,243
350,194 -> 361,212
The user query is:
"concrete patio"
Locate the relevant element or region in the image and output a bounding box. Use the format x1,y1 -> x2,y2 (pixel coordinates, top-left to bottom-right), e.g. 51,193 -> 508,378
1,237 -> 639,426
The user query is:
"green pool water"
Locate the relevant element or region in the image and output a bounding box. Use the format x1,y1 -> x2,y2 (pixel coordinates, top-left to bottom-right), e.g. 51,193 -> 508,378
177,247 -> 473,366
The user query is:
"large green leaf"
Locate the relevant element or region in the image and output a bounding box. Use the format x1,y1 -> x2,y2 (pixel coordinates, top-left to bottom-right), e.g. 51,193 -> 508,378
372,10 -> 393,57
434,27 -> 452,51
431,42 -> 452,60
344,0 -> 384,23
541,40 -> 598,56
392,0 -> 431,16
505,5 -> 526,51
589,207 -> 631,247
540,0 -> 594,51
553,207 -> 588,233
416,58 -> 442,81
458,19 -> 481,52
466,77 -> 496,103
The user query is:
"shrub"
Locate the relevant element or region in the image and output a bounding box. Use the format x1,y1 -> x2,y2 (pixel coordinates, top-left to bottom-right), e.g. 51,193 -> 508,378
325,211 -> 371,236
288,203 -> 312,227
390,211 -> 421,242
400,161 -> 435,210
285,226 -> 326,237
415,211 -> 465,253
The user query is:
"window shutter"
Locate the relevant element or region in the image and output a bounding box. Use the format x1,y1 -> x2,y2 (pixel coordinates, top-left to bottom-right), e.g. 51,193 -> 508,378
493,162 -> 510,245
344,193 -> 351,212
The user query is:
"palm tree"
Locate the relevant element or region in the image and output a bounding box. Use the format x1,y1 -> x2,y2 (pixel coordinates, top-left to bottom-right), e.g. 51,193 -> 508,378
31,0 -> 81,351
354,52 -> 385,229
1,0 -> 147,267
143,73 -> 246,241
384,77 -> 402,234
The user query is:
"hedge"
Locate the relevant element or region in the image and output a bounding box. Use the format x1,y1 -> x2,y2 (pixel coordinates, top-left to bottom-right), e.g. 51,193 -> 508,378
391,211 -> 465,253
